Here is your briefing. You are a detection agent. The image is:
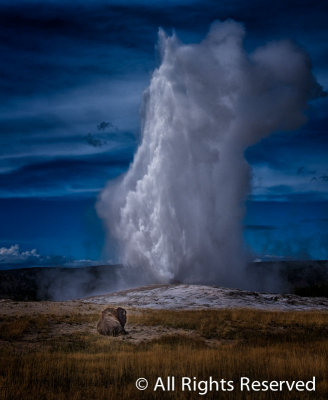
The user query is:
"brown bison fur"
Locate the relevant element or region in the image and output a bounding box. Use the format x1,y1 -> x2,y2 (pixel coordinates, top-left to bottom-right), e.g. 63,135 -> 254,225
97,307 -> 127,336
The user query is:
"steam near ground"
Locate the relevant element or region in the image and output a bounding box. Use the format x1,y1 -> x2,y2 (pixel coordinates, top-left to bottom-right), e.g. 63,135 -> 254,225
1,261 -> 328,301
98,20 -> 322,288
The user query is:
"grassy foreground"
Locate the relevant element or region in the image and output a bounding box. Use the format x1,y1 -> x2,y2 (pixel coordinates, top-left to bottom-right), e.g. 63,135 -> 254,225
0,305 -> 327,399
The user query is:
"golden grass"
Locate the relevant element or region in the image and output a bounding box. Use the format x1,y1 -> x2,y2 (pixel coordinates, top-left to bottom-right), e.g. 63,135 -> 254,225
130,308 -> 328,342
0,313 -> 99,341
0,308 -> 327,399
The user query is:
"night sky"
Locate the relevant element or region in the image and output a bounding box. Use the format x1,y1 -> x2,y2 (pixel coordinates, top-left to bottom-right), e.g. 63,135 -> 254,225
0,0 -> 327,266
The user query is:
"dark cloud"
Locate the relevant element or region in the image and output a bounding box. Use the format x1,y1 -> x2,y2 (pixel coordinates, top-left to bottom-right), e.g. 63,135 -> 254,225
244,225 -> 276,231
0,151 -> 133,197
1,0 -> 327,96
245,113 -> 328,174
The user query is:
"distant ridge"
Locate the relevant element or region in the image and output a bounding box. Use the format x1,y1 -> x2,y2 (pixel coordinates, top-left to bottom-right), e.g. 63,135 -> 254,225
0,261 -> 327,301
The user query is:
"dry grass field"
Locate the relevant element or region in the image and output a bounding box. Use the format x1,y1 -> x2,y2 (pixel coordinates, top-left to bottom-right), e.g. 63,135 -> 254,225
0,300 -> 327,399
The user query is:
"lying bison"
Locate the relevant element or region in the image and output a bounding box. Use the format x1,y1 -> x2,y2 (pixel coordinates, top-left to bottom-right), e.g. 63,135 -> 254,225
97,307 -> 127,336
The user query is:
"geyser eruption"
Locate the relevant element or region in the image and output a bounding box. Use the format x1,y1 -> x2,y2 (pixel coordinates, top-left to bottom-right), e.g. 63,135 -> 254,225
98,21 -> 320,287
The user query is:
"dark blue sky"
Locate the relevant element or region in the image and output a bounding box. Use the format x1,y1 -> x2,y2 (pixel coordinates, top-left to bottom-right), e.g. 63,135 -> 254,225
0,0 -> 327,264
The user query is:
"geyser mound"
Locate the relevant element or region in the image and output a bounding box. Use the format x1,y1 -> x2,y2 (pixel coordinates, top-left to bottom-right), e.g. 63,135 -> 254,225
98,20 -> 321,288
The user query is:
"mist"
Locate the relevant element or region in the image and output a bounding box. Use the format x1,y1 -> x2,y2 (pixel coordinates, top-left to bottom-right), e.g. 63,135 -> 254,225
98,20 -> 321,288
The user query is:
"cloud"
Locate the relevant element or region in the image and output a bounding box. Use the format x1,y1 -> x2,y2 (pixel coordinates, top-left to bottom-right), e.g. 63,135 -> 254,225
244,225 -> 276,231
0,151 -> 134,197
250,163 -> 328,201
0,244 -> 40,264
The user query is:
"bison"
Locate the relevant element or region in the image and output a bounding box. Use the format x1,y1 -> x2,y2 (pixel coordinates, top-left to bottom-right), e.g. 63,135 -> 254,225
97,307 -> 127,336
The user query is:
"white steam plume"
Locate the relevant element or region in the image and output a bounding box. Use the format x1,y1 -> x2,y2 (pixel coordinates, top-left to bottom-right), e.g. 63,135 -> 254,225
98,20 -> 320,288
